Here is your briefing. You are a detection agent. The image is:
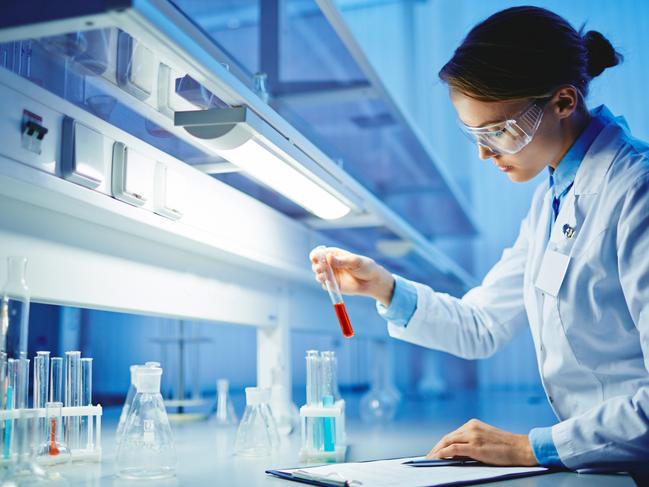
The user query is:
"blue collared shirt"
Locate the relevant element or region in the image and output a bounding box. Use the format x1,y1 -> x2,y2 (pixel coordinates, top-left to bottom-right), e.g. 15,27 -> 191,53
377,107 -> 610,468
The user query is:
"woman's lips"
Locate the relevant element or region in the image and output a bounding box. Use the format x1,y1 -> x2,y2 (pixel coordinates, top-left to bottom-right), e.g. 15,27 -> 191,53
496,164 -> 514,173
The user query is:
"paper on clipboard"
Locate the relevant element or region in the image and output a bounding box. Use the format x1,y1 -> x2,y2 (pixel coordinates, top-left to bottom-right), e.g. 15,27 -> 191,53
268,456 -> 549,487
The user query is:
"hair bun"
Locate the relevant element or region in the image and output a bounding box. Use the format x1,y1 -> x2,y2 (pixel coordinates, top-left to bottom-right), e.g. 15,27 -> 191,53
583,30 -> 623,78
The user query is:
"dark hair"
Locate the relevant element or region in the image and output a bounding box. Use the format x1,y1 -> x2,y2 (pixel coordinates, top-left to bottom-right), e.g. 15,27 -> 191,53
439,6 -> 623,101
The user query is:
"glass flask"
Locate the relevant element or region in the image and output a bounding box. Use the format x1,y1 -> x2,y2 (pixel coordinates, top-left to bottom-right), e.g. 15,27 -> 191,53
233,387 -> 279,457
116,366 -> 176,480
212,379 -> 238,427
269,367 -> 298,436
116,364 -> 140,441
359,341 -> 400,424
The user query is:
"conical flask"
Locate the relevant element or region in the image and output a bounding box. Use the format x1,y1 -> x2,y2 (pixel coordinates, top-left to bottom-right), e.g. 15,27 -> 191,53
212,379 -> 238,427
359,341 -> 400,424
116,366 -> 176,480
117,362 -> 160,441
233,387 -> 279,457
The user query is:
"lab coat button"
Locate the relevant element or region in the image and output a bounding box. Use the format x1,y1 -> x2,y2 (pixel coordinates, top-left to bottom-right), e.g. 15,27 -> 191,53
548,395 -> 554,403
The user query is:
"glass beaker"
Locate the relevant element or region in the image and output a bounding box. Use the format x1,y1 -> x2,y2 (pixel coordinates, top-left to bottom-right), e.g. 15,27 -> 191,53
359,341 -> 400,424
233,387 -> 279,457
212,379 -> 238,427
116,366 -> 176,480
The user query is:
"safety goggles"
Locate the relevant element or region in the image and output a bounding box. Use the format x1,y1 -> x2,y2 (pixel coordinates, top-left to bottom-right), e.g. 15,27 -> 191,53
459,101 -> 546,155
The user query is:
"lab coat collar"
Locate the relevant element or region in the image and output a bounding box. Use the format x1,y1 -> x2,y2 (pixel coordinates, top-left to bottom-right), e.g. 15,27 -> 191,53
574,105 -> 629,196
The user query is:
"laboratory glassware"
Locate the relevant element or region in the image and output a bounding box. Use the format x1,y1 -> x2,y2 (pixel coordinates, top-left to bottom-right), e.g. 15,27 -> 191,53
1,257 -> 45,482
37,402 -> 71,465
33,351 -> 50,447
116,366 -> 176,480
213,378 -> 238,427
233,387 -> 279,457
117,362 -> 160,441
305,350 -> 323,450
49,357 -> 63,403
64,351 -> 81,449
320,351 -> 341,401
81,357 -> 93,451
359,341 -> 400,424
313,246 -> 354,338
269,367 -> 298,436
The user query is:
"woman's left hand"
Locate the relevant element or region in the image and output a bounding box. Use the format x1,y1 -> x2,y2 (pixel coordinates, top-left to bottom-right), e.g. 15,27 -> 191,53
427,419 -> 538,466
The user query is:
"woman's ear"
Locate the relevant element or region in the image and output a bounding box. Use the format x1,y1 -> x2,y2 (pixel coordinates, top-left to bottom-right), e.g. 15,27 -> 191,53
552,85 -> 580,119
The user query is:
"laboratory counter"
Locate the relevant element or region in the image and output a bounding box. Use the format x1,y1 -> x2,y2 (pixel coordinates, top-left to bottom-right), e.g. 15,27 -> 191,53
49,391 -> 637,486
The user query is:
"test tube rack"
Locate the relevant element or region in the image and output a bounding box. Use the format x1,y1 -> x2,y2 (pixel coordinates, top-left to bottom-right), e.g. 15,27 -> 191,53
298,399 -> 347,463
0,404 -> 102,464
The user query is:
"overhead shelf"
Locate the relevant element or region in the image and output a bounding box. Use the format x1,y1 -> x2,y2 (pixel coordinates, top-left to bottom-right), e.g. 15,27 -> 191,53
0,0 -> 476,292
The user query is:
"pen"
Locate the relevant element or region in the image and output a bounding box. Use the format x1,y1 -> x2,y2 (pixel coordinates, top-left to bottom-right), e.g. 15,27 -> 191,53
292,469 -> 362,486
402,458 -> 480,467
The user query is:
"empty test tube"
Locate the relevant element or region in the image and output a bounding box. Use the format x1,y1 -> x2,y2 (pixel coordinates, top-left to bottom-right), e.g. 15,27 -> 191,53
81,358 -> 93,450
34,352 -> 50,447
50,357 -> 62,403
64,351 -> 81,449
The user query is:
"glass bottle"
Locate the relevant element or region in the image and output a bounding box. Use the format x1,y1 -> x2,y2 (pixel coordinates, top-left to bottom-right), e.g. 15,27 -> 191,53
233,387 -> 279,457
1,257 -> 47,482
116,366 -> 176,480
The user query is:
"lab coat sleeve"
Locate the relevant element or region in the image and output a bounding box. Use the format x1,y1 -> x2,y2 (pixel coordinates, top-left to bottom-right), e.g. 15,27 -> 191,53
386,206 -> 532,360
551,173 -> 649,470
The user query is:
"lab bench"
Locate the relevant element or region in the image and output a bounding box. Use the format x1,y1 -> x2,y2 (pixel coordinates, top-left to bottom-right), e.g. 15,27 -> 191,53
50,391 -> 635,486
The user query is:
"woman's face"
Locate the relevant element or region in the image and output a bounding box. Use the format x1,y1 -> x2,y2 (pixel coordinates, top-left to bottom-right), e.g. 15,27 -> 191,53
450,88 -> 572,183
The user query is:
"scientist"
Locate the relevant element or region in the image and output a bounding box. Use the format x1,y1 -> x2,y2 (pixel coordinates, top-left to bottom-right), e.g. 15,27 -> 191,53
310,6 -> 649,471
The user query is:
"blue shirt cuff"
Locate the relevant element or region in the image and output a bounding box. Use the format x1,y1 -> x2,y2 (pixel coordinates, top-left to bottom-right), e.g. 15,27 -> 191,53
529,427 -> 564,467
375,274 -> 417,327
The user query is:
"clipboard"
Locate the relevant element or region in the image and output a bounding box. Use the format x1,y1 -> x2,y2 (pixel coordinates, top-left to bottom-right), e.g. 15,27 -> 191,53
266,456 -> 551,487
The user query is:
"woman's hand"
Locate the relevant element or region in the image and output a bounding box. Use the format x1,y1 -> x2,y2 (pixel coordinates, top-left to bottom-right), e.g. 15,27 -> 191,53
309,247 -> 395,306
427,419 -> 538,467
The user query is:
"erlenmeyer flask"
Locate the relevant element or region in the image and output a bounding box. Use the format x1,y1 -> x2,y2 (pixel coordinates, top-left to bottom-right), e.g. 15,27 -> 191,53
359,341 -> 400,424
116,362 -> 160,442
233,387 -> 279,457
116,366 -> 176,480
212,379 -> 238,427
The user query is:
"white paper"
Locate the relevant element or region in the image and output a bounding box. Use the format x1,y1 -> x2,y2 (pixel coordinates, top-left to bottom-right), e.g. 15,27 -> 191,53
277,457 -> 548,487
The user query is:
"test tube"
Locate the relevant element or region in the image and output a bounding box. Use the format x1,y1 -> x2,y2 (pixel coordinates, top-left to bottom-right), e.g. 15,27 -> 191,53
64,351 -> 81,450
81,358 -> 93,450
50,357 -> 63,403
321,351 -> 341,401
33,351 -> 50,409
3,358 -> 17,459
314,246 -> 354,338
305,350 -> 323,451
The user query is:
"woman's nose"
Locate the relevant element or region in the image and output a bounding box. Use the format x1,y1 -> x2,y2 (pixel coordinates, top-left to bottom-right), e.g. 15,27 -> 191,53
478,143 -> 497,160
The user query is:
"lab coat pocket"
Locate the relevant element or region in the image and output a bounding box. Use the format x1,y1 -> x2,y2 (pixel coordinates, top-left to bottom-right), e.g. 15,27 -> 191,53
535,248 -> 570,297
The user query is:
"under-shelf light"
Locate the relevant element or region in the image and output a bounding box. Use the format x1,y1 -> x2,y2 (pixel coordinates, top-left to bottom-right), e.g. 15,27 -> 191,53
175,107 -> 352,220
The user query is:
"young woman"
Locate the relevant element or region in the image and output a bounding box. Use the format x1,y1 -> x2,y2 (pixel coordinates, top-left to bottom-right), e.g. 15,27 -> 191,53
310,6 -> 648,470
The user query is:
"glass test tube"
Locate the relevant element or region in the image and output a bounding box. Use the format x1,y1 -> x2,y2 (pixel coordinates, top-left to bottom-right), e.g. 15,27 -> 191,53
64,351 -> 81,450
4,358 -> 17,459
45,402 -> 64,458
314,246 -> 354,338
50,357 -> 63,403
34,352 -> 50,448
321,351 -> 341,401
305,350 -> 323,451
81,358 -> 93,450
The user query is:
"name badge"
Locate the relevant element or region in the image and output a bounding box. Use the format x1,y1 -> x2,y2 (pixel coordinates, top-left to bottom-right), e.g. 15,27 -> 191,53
535,248 -> 571,297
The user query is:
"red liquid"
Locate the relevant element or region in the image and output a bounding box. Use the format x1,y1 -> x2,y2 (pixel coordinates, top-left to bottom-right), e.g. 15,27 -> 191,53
49,418 -> 59,456
333,302 -> 354,338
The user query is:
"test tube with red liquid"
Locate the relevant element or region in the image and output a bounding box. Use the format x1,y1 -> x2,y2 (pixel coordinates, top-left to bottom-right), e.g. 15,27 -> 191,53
315,246 -> 354,338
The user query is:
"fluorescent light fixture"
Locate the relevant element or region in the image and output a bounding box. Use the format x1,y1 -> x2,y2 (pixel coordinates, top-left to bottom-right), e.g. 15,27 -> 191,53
175,107 -> 352,220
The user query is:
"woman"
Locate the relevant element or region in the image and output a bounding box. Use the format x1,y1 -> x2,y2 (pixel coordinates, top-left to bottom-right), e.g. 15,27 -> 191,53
310,6 -> 649,470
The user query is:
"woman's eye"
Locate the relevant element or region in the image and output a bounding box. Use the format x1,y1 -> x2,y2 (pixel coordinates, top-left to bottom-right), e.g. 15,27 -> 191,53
488,130 -> 505,139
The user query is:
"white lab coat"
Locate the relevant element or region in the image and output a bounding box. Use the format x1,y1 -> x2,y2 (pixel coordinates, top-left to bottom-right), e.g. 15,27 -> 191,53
387,108 -> 649,470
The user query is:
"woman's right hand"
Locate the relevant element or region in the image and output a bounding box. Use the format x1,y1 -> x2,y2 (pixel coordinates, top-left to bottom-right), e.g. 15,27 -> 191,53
309,247 -> 395,307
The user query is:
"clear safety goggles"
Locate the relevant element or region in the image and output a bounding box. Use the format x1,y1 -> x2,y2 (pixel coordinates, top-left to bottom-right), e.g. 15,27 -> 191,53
460,101 -> 546,155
